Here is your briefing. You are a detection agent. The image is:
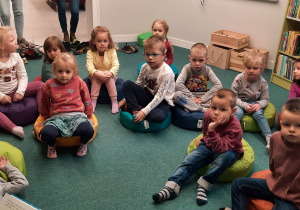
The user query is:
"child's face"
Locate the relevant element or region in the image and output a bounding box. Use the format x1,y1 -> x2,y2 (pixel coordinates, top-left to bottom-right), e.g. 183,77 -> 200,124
293,62 -> 300,80
46,45 -> 62,61
244,62 -> 263,82
152,23 -> 166,38
2,31 -> 17,54
280,109 -> 300,144
144,46 -> 165,69
210,97 -> 236,125
189,52 -> 208,72
54,62 -> 74,84
93,32 -> 109,54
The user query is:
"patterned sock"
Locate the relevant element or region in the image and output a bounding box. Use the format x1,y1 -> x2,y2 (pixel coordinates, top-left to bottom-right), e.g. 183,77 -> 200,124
152,187 -> 177,203
91,99 -> 97,112
11,126 -> 24,139
111,99 -> 119,114
196,185 -> 207,205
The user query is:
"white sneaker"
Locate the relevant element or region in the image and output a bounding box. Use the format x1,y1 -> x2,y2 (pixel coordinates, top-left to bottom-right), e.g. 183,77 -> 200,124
265,135 -> 271,149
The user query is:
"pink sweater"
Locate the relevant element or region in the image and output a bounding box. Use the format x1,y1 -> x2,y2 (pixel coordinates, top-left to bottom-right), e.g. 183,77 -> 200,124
288,82 -> 300,100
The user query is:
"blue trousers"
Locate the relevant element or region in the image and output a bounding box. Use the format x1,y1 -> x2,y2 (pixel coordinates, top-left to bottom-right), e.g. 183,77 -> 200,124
168,140 -> 238,187
231,177 -> 298,210
56,0 -> 80,33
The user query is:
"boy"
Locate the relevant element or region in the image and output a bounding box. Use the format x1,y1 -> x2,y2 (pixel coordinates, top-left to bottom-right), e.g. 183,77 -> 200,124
0,156 -> 29,202
221,98 -> 300,210
153,89 -> 244,206
174,43 -> 222,112
118,35 -> 175,123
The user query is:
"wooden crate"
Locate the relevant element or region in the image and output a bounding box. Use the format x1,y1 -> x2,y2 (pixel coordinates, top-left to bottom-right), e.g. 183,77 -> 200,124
211,30 -> 250,50
207,44 -> 232,70
229,47 -> 269,73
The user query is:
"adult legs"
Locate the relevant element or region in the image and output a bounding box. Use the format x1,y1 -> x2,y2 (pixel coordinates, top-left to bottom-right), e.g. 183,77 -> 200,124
0,0 -> 11,26
11,0 -> 24,39
56,0 -> 68,33
69,0 -> 79,34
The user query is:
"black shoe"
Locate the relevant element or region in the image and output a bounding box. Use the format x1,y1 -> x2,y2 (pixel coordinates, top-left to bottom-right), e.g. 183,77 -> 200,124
25,49 -> 42,60
73,41 -> 89,55
63,41 -> 71,51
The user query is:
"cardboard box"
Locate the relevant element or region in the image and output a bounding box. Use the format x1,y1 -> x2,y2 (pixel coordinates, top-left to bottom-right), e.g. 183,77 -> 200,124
229,47 -> 269,73
211,30 -> 250,50
207,44 -> 232,69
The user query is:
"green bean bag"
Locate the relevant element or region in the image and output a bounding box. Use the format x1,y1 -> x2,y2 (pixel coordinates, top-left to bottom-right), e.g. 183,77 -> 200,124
240,102 -> 276,132
187,134 -> 255,182
137,32 -> 152,47
0,141 -> 26,181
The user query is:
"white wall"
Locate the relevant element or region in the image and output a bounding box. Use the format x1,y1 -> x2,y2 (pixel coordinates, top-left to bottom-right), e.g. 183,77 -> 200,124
88,0 -> 288,69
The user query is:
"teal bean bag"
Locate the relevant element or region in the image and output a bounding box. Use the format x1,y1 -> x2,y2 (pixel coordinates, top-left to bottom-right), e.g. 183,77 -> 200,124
119,109 -> 171,132
137,32 -> 152,47
0,141 -> 26,181
137,62 -> 178,79
240,102 -> 276,132
187,134 -> 255,182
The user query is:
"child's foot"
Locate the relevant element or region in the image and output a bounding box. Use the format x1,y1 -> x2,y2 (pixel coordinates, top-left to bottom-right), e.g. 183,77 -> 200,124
11,126 -> 24,139
77,143 -> 88,157
111,99 -> 119,114
152,187 -> 177,203
196,185 -> 207,205
91,99 -> 97,112
47,145 -> 57,159
266,135 -> 271,149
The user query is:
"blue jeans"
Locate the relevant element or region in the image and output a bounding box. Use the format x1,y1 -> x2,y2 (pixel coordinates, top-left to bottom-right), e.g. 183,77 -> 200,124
168,140 -> 238,187
231,177 -> 298,210
234,102 -> 271,137
56,0 -> 80,33
0,0 -> 24,38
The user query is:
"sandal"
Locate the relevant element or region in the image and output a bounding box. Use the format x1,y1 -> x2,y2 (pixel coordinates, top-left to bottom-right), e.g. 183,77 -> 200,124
120,43 -> 132,54
130,45 -> 138,53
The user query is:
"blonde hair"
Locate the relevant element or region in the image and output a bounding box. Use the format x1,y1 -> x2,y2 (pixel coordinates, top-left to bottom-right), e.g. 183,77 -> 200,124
212,89 -> 237,108
243,50 -> 265,68
0,26 -> 13,46
43,36 -> 67,63
144,35 -> 165,53
152,19 -> 173,54
89,26 -> 114,52
52,53 -> 79,76
190,43 -> 208,56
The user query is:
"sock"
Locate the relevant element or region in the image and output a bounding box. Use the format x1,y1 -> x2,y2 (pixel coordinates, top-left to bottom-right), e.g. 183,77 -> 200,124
196,185 -> 207,205
92,99 -> 97,112
152,187 -> 177,203
265,135 -> 271,149
11,126 -> 24,139
111,99 -> 119,114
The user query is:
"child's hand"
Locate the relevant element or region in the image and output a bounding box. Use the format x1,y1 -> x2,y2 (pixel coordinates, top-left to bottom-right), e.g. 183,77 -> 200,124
1,95 -> 12,104
193,97 -> 202,104
0,156 -> 9,170
208,115 -> 226,132
103,71 -> 113,78
252,103 -> 261,112
13,93 -> 24,102
118,99 -> 127,109
195,138 -> 201,147
133,110 -> 146,123
246,104 -> 254,113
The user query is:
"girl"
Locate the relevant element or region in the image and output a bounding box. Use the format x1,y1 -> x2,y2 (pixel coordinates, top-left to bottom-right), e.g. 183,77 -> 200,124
86,26 -> 119,114
231,50 -> 271,149
288,58 -> 300,99
39,53 -> 94,158
152,19 -> 173,66
41,36 -> 67,82
0,26 -> 43,139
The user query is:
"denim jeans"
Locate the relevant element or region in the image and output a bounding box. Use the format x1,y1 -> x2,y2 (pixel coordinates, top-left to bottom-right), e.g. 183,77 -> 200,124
56,0 -> 80,33
0,0 -> 24,37
234,102 -> 271,137
231,177 -> 298,210
168,140 -> 238,187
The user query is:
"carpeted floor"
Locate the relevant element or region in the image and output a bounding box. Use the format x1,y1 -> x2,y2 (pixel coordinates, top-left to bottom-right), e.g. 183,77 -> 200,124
1,43 -> 288,210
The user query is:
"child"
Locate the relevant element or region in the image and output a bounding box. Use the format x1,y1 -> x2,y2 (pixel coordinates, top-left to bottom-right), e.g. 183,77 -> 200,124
152,19 -> 173,66
174,43 -> 222,112
222,98 -> 300,210
231,50 -> 271,149
41,36 -> 67,82
118,35 -> 175,123
0,26 -> 44,139
288,58 -> 300,99
0,156 -> 29,202
86,26 -> 119,114
152,89 -> 244,206
39,53 -> 94,158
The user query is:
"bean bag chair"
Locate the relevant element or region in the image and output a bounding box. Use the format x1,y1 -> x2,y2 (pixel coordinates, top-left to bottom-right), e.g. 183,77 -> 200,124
83,77 -> 124,104
0,141 -> 26,181
277,112 -> 281,129
33,114 -> 98,147
240,102 -> 276,132
119,108 -> 171,132
137,62 -> 178,79
247,169 -> 274,210
172,105 -> 204,131
187,134 -> 255,182
0,97 -> 38,126
137,32 -> 152,47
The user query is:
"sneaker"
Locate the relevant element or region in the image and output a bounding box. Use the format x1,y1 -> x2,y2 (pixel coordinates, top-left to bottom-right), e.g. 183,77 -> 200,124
266,135 -> 271,149
63,41 -> 71,51
70,32 -> 77,43
77,143 -> 88,156
120,43 -> 132,54
71,39 -> 80,51
25,49 -> 42,60
47,145 -> 57,159
17,38 -> 29,46
73,41 -> 89,55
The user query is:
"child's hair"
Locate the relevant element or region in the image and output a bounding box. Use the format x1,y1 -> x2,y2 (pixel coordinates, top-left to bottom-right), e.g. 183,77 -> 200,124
152,19 -> 173,54
212,89 -> 237,108
144,35 -> 165,53
281,98 -> 300,114
89,26 -> 114,52
0,26 -> 13,46
190,43 -> 208,57
293,58 -> 300,85
43,36 -> 67,63
243,50 -> 265,68
52,53 -> 79,76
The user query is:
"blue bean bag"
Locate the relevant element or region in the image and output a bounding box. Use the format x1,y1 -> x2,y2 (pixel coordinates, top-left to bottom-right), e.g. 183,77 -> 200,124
83,77 -> 124,104
137,32 -> 152,47
0,97 -> 38,126
137,62 -> 178,79
119,108 -> 171,132
172,105 -> 204,131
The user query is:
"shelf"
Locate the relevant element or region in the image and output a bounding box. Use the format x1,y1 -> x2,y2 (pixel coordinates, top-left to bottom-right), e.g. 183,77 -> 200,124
278,51 -> 300,59
286,16 -> 300,22
270,73 -> 292,90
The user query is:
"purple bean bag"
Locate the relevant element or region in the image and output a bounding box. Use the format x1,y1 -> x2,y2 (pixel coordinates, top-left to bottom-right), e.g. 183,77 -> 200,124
0,97 -> 39,126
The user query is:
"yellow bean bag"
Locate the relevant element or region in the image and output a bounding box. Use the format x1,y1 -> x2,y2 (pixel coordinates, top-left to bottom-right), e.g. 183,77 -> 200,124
33,114 -> 98,147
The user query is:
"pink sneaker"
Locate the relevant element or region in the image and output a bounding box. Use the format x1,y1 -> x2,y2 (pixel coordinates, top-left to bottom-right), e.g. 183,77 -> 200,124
47,145 -> 57,159
77,143 -> 88,157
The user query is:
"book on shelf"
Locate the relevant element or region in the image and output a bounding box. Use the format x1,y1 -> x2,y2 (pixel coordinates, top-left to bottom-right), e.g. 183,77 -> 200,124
274,54 -> 295,80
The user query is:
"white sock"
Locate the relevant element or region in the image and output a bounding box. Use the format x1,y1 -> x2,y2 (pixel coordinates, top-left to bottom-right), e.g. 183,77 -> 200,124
12,126 -> 25,139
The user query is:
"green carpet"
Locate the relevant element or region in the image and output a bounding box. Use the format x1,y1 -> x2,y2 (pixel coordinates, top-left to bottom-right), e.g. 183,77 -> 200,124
0,43 -> 287,210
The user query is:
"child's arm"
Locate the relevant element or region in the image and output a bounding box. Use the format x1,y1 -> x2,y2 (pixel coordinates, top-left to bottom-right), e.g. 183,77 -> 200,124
165,41 -> 173,66
255,80 -> 269,109
200,66 -> 222,103
39,82 -> 51,120
14,54 -> 28,102
0,95 -> 12,105
79,78 -> 93,118
231,76 -> 249,110
175,65 -> 194,98
86,50 -> 98,77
